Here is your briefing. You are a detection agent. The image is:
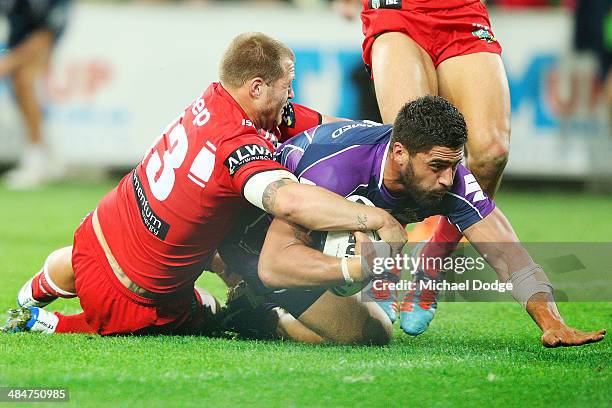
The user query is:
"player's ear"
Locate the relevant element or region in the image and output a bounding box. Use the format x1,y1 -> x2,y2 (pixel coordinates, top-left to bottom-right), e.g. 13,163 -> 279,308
249,78 -> 265,99
391,142 -> 407,164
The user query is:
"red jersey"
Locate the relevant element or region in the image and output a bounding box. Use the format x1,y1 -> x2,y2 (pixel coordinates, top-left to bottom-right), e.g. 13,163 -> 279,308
96,83 -> 320,294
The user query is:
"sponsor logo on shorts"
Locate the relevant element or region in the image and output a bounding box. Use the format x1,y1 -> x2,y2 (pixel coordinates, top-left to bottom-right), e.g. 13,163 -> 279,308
224,144 -> 273,176
132,171 -> 171,240
471,23 -> 497,43
369,0 -> 401,9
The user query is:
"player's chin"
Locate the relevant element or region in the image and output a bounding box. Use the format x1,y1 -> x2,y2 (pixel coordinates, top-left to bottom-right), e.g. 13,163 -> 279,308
419,193 -> 445,208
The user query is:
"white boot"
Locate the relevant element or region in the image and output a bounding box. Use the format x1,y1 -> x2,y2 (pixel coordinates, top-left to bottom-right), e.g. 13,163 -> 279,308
4,143 -> 50,190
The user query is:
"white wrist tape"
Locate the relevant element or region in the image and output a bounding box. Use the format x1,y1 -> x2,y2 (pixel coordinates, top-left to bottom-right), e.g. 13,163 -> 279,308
508,263 -> 553,308
341,257 -> 354,284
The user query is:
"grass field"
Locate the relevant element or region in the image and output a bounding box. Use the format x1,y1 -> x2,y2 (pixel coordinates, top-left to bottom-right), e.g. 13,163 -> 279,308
0,181 -> 610,407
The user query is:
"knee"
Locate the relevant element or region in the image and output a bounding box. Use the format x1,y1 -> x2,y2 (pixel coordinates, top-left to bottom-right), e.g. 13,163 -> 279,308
468,125 -> 510,177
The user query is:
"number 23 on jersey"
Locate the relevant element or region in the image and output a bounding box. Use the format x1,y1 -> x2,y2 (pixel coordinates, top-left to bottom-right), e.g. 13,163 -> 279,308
143,111 -> 217,201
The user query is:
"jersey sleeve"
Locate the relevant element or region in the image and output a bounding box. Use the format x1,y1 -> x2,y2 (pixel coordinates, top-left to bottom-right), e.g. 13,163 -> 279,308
219,132 -> 287,195
278,102 -> 323,142
440,165 -> 496,232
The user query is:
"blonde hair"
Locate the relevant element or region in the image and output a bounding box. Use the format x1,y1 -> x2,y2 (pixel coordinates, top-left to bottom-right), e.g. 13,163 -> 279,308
219,32 -> 295,88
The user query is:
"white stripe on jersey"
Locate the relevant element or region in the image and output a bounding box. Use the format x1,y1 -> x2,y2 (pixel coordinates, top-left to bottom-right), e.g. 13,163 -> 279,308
297,145 -> 362,179
446,192 -> 484,219
279,144 -> 305,154
378,141 -> 391,189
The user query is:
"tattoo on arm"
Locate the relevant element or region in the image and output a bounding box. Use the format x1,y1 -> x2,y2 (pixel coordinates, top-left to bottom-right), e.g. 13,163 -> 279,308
262,179 -> 290,214
357,214 -> 368,231
287,222 -> 314,247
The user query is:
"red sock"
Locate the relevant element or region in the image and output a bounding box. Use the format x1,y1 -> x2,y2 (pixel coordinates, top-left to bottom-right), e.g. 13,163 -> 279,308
31,269 -> 76,302
420,217 -> 462,278
31,272 -> 59,303
54,312 -> 97,334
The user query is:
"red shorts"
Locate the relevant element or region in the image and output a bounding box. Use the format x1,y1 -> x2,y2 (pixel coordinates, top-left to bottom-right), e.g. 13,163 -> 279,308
71,213 -> 211,335
361,0 -> 502,71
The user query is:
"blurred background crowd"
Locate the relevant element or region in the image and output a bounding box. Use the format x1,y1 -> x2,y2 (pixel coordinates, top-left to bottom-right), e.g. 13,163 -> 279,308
0,0 -> 610,190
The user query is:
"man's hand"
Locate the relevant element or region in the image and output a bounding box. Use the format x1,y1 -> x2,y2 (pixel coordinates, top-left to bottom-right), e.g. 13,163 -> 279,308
526,293 -> 606,348
374,211 -> 407,256
351,231 -> 375,282
541,326 -> 606,348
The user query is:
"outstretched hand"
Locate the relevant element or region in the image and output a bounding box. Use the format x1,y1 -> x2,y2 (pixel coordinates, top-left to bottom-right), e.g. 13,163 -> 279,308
541,326 -> 606,348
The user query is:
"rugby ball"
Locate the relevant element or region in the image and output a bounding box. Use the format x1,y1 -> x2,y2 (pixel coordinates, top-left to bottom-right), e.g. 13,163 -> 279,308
323,195 -> 379,297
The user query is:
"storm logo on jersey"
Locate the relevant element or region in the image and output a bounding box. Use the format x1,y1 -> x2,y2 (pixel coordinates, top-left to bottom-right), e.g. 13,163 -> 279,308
224,144 -> 273,176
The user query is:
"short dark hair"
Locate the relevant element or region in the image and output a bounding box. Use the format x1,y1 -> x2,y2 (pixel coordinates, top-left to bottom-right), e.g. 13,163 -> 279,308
391,95 -> 468,154
219,32 -> 295,88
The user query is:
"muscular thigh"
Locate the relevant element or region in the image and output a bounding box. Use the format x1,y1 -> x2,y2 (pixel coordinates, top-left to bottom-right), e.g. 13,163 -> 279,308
436,52 -> 511,159
297,291 -> 392,345
371,32 -> 438,124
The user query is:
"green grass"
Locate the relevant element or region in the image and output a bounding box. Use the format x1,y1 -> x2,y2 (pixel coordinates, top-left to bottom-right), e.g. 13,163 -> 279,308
0,182 -> 610,407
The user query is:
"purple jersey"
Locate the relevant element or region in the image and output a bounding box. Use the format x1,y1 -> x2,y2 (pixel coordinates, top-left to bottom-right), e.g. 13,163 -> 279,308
275,120 -> 495,231
219,120 -> 495,294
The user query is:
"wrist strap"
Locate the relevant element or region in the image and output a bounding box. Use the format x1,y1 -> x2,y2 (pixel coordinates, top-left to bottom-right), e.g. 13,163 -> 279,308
341,257 -> 354,284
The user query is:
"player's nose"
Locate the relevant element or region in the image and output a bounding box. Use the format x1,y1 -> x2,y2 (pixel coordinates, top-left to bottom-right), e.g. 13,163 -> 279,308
438,168 -> 453,188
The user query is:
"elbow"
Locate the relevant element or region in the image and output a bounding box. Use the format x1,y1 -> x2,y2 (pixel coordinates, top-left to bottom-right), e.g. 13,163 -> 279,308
271,189 -> 301,222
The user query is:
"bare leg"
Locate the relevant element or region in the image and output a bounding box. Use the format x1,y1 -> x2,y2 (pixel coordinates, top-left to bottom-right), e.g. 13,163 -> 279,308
11,63 -> 46,145
9,29 -> 53,144
3,31 -> 57,189
401,53 -> 511,335
371,32 -> 438,124
437,52 -> 511,197
275,308 -> 325,344
17,246 -> 76,308
425,53 -> 511,257
371,31 -> 441,241
288,292 -> 393,346
46,246 -> 76,293
7,246 -> 82,334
